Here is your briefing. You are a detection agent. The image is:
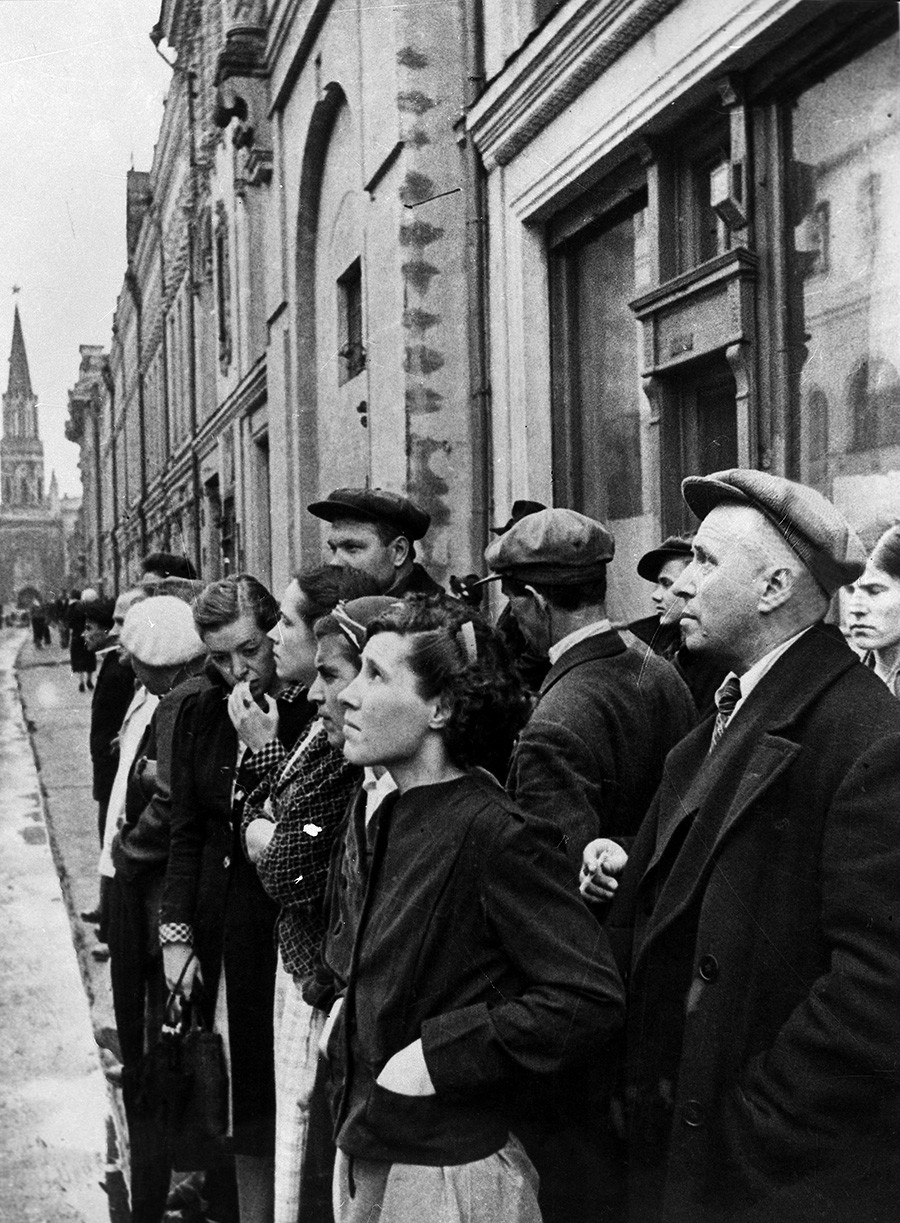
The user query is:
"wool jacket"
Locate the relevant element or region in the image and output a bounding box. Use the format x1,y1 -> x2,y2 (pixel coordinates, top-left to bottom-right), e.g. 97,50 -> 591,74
388,562 -> 442,597
159,676 -> 314,1154
242,727 -> 360,980
508,628 -> 696,875
112,659 -> 211,879
606,624 -> 900,1223
330,771 -> 625,1167
89,650 -> 136,804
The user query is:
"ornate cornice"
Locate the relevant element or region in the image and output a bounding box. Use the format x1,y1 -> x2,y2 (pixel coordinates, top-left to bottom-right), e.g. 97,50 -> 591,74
467,0 -> 682,169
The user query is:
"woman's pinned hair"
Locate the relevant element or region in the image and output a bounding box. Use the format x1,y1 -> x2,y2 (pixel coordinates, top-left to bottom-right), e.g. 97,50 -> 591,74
364,594 -> 532,773
871,524 -> 900,583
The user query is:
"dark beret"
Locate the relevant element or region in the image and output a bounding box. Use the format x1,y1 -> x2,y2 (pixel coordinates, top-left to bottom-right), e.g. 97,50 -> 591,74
636,535 -> 694,582
489,500 -> 548,536
307,488 -> 430,541
81,596 -> 115,628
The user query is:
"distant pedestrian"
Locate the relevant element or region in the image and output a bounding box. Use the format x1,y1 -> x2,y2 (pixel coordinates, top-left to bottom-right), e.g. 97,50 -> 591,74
29,598 -> 49,649
68,588 -> 97,691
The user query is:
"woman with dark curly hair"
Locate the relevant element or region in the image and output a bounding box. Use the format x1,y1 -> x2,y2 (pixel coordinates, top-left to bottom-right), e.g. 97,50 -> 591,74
324,595 -> 625,1223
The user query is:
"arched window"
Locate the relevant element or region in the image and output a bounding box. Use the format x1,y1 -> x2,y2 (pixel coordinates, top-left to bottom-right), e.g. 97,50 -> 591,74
849,357 -> 900,451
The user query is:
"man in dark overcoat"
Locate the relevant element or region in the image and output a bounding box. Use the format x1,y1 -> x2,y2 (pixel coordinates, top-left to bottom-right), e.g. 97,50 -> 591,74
485,507 -> 695,1223
589,469 -> 900,1223
488,507 -> 696,877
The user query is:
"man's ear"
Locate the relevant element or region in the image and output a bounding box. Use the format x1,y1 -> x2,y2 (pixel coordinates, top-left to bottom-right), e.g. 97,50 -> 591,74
758,565 -> 795,613
524,584 -> 548,616
389,535 -> 411,569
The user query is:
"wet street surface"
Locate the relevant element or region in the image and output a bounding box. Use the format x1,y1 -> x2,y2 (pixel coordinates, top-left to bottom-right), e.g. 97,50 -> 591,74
0,628 -> 114,1222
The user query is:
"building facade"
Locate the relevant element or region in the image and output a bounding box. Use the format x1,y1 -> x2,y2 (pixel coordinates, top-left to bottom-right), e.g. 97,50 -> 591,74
0,307 -> 70,607
468,0 -> 900,620
70,0 -> 483,597
69,1 -> 899,619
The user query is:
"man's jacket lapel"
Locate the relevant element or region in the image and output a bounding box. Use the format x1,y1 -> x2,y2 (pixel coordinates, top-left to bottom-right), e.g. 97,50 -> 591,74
635,625 -> 858,959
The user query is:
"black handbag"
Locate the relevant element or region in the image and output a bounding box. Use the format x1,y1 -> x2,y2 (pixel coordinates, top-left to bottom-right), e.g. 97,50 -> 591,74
145,954 -> 229,1171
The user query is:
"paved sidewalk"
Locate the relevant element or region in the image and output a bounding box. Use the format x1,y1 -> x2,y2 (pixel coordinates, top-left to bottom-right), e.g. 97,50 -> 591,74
15,631 -> 130,1221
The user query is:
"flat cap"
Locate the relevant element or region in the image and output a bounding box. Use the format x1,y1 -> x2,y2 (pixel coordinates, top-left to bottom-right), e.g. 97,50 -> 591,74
485,508 -> 614,585
637,535 -> 693,582
120,595 -> 207,668
682,468 -> 865,595
490,499 -> 547,536
307,488 -> 430,541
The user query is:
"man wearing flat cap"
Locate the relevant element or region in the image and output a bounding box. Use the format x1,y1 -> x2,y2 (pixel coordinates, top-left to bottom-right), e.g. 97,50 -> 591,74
486,507 -> 694,1222
308,487 -> 442,597
489,508 -> 695,876
587,469 -> 900,1223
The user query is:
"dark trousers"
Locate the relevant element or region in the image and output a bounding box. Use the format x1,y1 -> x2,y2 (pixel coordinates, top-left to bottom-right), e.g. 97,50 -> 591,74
108,869 -> 172,1223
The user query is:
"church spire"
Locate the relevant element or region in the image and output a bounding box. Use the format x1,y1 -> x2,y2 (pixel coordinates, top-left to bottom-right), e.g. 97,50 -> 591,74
7,305 -> 33,402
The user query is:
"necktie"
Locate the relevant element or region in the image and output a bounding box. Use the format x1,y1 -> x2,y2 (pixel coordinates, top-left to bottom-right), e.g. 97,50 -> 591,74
709,675 -> 742,753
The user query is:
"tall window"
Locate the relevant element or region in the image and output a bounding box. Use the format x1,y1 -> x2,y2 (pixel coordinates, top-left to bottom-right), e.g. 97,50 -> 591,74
337,258 -> 365,383
849,359 -> 900,451
787,30 -> 900,480
550,192 -> 649,525
215,203 -> 233,372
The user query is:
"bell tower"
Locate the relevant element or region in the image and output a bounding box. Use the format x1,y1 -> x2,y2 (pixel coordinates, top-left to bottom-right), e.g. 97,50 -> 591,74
2,305 -> 46,508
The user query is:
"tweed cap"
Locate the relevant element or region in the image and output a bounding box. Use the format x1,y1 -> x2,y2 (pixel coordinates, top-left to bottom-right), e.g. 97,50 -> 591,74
485,508 -> 614,585
682,468 -> 866,595
637,535 -> 694,582
307,488 -> 430,541
120,595 -> 207,667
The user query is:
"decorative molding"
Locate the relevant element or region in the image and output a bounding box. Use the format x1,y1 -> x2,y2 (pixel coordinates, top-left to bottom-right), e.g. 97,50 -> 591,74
467,0 -> 683,169
630,246 -> 758,374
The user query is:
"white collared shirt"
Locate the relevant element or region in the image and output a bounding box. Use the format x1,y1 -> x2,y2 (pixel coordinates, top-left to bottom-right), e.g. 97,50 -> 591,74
719,627 -> 812,723
99,684 -> 160,878
363,766 -> 398,824
548,619 -> 612,668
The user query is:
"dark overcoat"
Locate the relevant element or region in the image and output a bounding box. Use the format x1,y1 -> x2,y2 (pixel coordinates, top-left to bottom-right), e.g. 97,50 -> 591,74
606,625 -> 900,1223
507,629 -> 696,876
159,678 -> 312,1154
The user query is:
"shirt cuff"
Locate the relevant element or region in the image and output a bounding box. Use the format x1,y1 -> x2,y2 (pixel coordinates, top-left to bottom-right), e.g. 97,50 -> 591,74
159,922 -> 193,947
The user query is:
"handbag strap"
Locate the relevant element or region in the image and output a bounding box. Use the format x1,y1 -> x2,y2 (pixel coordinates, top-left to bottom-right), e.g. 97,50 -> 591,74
164,950 -> 197,1029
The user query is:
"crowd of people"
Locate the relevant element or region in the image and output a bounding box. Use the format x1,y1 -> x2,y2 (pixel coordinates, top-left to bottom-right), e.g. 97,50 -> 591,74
74,474 -> 900,1223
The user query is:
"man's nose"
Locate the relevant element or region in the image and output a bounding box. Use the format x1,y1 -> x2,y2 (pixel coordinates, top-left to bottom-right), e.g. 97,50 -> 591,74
231,656 -> 249,679
672,569 -> 694,598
